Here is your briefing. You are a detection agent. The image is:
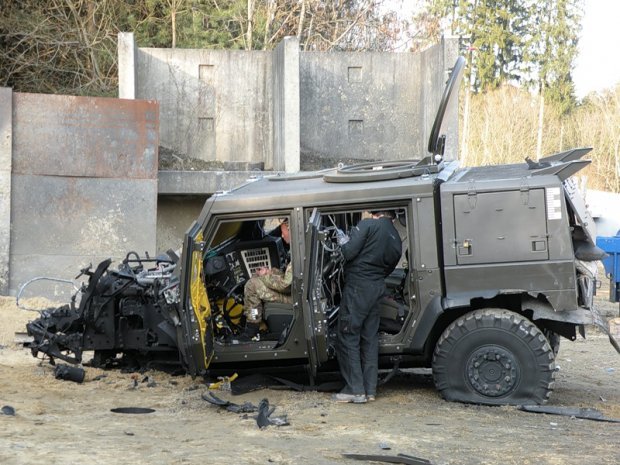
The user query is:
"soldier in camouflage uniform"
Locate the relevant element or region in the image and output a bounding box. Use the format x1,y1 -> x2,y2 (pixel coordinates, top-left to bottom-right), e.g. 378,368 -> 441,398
244,264 -> 293,312
240,219 -> 292,340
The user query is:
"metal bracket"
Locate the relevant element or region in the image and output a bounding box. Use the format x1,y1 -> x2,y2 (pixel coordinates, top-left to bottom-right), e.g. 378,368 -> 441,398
467,179 -> 477,209
520,177 -> 530,205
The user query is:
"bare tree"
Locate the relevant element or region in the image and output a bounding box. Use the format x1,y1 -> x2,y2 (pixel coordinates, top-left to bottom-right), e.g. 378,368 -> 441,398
0,0 -> 126,95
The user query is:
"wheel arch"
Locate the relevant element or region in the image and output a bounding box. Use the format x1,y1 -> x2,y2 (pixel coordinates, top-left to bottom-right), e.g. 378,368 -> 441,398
444,292 -> 584,338
413,291 -> 587,364
420,293 -> 574,362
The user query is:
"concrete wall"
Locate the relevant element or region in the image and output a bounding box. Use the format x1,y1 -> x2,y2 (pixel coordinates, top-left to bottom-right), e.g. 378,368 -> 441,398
273,37 -> 301,172
0,88 -> 12,294
133,46 -> 274,168
299,40 -> 458,163
156,196 -> 207,254
123,35 -> 459,172
9,92 -> 159,298
118,35 -> 460,273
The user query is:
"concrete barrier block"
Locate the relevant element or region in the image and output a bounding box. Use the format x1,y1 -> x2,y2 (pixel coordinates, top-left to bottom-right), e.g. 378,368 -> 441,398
0,88 -> 12,294
158,170 -> 270,195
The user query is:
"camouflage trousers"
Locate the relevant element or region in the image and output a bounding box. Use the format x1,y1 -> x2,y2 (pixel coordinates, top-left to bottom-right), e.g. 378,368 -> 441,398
244,276 -> 293,323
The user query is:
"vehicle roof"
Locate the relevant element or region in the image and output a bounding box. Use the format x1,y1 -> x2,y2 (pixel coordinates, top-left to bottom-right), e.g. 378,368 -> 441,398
452,163 -> 534,183
205,167 -> 440,216
201,159 -> 567,219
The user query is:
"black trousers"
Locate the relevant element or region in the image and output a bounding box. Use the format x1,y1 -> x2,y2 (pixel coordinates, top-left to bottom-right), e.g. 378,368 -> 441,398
336,278 -> 385,396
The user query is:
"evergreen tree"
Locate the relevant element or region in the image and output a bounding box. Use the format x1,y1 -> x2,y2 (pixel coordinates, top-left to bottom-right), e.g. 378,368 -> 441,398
524,0 -> 583,115
430,0 -> 528,92
416,0 -> 582,100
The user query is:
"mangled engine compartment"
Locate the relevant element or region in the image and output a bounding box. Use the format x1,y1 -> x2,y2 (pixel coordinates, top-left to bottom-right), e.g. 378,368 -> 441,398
25,252 -> 183,368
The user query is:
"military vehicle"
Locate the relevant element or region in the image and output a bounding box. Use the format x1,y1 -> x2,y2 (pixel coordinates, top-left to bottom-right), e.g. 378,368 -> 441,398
24,57 -> 619,405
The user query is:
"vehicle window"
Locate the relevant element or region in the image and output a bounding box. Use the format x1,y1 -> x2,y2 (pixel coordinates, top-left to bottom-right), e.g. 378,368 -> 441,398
202,215 -> 291,342
312,206 -> 411,336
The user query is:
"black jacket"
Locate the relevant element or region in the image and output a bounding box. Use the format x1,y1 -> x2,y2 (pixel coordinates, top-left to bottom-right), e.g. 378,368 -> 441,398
341,216 -> 402,282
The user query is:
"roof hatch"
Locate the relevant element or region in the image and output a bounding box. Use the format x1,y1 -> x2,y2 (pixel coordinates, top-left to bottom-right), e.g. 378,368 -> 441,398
427,56 -> 466,162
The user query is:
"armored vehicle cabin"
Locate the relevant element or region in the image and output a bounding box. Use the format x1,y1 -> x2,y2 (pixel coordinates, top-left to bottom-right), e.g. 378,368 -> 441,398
25,57 -> 618,405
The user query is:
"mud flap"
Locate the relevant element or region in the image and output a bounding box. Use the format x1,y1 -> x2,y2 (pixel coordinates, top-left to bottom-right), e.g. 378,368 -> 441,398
526,298 -> 620,355
590,307 -> 620,354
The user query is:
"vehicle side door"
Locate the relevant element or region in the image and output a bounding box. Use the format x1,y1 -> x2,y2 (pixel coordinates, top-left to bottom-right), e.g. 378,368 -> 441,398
302,208 -> 329,377
177,221 -> 214,376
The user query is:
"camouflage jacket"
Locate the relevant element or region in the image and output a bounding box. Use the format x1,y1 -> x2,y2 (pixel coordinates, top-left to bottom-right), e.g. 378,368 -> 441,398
260,262 -> 293,293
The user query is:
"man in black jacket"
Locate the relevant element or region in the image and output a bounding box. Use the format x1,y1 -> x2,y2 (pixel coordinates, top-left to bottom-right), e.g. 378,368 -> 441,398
333,211 -> 402,403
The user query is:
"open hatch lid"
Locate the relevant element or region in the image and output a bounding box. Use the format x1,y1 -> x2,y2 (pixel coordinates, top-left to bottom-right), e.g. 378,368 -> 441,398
320,57 -> 467,183
427,56 -> 466,161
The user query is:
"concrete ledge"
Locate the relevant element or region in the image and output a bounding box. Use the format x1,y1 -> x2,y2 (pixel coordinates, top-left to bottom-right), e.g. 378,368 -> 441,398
158,170 -> 281,195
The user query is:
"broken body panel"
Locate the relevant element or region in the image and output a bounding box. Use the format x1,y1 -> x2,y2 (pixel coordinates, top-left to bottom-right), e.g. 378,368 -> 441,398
24,57 -> 618,405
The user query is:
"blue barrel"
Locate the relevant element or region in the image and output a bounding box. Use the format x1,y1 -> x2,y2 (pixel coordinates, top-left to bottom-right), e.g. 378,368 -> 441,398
596,233 -> 620,303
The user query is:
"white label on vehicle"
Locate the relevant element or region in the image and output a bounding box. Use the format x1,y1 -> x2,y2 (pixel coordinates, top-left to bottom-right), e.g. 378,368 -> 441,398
546,187 -> 562,220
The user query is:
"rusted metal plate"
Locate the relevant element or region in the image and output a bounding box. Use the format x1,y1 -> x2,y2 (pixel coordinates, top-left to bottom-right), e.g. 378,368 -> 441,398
9,174 -> 157,297
10,174 -> 157,257
12,93 -> 158,179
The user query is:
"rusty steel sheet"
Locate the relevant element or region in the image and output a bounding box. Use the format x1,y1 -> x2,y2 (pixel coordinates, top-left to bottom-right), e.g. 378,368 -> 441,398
10,174 -> 157,257
12,93 -> 159,180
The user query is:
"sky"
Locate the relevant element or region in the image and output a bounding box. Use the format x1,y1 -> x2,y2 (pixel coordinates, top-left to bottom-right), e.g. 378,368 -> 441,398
573,0 -> 620,98
388,0 -> 620,98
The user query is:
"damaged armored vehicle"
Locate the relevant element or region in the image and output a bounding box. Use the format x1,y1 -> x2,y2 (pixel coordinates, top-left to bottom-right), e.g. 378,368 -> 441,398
25,57 -> 619,405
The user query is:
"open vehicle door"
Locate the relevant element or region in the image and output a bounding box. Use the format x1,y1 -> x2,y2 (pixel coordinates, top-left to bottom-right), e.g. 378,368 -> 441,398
177,221 -> 214,376
303,209 -> 329,378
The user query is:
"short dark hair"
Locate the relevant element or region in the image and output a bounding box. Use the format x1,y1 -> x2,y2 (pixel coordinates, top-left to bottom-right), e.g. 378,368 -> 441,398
370,210 -> 395,219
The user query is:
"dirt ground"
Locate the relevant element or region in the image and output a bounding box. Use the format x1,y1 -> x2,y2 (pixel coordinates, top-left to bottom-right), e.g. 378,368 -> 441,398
1,294 -> 619,465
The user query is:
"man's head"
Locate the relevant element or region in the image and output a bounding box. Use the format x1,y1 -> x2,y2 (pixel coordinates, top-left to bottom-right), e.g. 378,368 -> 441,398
370,210 -> 395,220
280,218 -> 290,244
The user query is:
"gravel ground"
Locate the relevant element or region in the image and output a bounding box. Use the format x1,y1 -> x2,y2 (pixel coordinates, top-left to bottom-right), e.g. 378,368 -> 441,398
1,293 -> 618,465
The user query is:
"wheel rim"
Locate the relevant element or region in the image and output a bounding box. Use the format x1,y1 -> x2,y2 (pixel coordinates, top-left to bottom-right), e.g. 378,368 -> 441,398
466,346 -> 520,397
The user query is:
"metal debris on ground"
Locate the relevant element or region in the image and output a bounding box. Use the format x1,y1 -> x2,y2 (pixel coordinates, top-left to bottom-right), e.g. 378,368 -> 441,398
110,407 -> 155,414
207,373 -> 238,391
256,398 -> 289,428
342,453 -> 433,465
518,405 -> 620,423
201,391 -> 259,414
54,364 -> 85,383
1,405 -> 16,416
201,392 -> 288,427
141,375 -> 157,387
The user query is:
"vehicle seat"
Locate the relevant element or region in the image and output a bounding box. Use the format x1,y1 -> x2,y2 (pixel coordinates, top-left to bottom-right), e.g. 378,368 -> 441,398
377,296 -> 407,334
264,302 -> 294,334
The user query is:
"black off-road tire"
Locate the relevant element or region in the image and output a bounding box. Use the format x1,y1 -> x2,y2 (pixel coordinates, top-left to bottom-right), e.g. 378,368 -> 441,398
432,309 -> 556,405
